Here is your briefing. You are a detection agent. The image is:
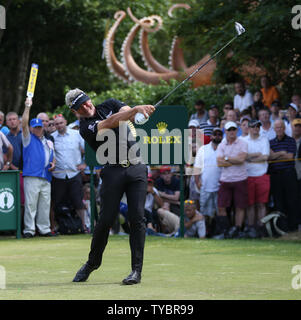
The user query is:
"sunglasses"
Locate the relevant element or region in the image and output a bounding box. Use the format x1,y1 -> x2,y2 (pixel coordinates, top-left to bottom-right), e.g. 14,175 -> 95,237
226,127 -> 237,131
184,200 -> 195,204
53,114 -> 63,119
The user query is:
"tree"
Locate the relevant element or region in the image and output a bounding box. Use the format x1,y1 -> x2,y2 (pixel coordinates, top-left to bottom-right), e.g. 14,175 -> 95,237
167,0 -> 301,102
0,0 -> 175,115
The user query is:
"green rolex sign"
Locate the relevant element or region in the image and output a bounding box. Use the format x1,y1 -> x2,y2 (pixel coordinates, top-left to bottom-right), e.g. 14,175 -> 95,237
0,171 -> 21,239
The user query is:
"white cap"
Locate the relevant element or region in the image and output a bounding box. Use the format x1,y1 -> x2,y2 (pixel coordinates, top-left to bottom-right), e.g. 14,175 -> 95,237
188,119 -> 200,128
224,121 -> 238,130
289,103 -> 298,112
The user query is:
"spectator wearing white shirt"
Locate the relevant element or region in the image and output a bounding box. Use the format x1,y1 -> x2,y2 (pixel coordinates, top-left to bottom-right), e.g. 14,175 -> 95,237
258,108 -> 276,141
245,120 -> 270,238
194,127 -> 223,236
284,103 -> 299,137
51,115 -> 88,232
233,81 -> 254,114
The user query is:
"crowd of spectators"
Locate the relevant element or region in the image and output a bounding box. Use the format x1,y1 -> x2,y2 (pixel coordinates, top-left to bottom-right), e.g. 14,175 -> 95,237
186,76 -> 301,239
1,75 -> 301,239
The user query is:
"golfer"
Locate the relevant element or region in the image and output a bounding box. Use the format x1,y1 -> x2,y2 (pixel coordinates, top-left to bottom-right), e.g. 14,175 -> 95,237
65,88 -> 154,285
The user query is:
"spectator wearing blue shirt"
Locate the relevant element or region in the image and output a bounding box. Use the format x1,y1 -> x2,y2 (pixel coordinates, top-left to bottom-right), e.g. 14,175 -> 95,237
269,119 -> 300,232
0,111 -> 9,135
5,112 -> 23,170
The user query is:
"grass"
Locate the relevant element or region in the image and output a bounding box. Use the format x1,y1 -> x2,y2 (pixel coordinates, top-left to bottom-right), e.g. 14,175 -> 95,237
0,234 -> 301,300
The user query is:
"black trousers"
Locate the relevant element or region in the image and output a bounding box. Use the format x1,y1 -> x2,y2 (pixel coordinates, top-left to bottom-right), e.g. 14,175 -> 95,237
87,163 -> 148,272
270,168 -> 300,231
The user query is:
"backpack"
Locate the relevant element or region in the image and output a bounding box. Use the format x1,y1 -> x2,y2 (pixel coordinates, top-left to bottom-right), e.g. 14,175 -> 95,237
55,205 -> 84,235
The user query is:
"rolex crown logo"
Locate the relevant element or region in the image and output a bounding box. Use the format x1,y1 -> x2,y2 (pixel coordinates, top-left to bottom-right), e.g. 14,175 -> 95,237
156,121 -> 168,134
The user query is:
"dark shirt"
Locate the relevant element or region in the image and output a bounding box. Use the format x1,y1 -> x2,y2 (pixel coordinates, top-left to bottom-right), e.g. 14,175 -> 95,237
155,176 -> 180,195
44,131 -> 54,143
79,99 -> 140,164
269,134 -> 296,173
6,130 -> 23,169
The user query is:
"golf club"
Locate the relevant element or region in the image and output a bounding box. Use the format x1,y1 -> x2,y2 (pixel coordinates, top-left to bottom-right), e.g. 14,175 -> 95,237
134,22 -> 246,125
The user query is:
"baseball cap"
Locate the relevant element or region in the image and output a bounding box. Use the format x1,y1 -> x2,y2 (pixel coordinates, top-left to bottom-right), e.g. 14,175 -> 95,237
209,104 -> 218,110
212,127 -> 223,134
188,119 -> 200,128
248,119 -> 262,127
69,92 -> 90,111
30,118 -> 43,128
240,115 -> 251,124
224,121 -> 238,130
287,103 -> 298,112
292,118 -> 301,126
159,165 -> 171,173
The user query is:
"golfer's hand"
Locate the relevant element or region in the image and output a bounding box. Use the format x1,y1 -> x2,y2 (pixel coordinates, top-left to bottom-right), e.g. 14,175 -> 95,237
134,105 -> 155,119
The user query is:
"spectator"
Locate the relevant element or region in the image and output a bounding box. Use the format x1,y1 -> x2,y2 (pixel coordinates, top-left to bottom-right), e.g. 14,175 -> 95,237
0,111 -> 9,135
260,75 -> 280,108
194,127 -> 222,236
233,81 -> 254,113
199,105 -> 220,142
221,101 -> 234,121
269,119 -> 300,232
157,202 -> 180,235
253,90 -> 265,109
240,116 -> 251,138
0,130 -> 13,170
285,103 -> 299,137
155,166 -> 180,216
37,112 -> 54,143
270,100 -> 282,124
291,93 -> 301,113
245,120 -> 270,238
214,121 -> 248,239
48,118 -> 56,134
5,111 -> 25,212
5,112 -> 22,170
189,100 -> 208,125
183,200 -> 206,238
258,108 -> 276,140
51,115 -> 88,233
21,98 -> 56,238
293,119 -> 301,223
221,110 -> 242,137
144,173 -> 164,234
82,183 -> 92,233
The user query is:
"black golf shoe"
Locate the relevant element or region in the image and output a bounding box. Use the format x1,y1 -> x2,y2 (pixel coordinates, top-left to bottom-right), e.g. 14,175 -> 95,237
72,263 -> 97,282
122,270 -> 141,285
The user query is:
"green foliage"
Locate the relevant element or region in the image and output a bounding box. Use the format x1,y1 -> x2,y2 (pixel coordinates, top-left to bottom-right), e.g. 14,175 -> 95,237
55,80 -> 234,119
167,0 -> 301,102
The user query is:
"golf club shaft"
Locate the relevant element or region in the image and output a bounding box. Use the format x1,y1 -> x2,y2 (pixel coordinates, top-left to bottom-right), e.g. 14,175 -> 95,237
154,34 -> 239,108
